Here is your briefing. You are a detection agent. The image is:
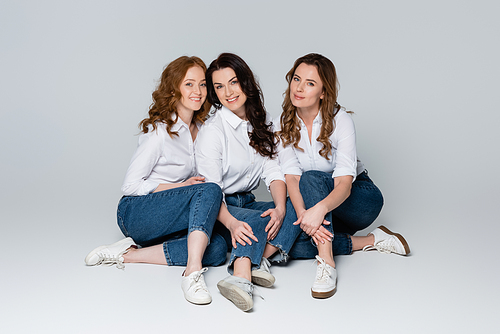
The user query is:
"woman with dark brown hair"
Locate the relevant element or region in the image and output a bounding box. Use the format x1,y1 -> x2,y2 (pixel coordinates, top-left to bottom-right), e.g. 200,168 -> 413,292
261,53 -> 410,299
84,56 -> 225,305
196,53 -> 295,311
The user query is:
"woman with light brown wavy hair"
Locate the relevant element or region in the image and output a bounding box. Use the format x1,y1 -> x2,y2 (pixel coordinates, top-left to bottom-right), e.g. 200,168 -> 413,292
259,53 -> 410,299
84,56 -> 226,306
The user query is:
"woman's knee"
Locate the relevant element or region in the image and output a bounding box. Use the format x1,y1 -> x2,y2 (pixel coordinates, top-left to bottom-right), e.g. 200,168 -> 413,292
202,182 -> 223,201
299,170 -> 332,193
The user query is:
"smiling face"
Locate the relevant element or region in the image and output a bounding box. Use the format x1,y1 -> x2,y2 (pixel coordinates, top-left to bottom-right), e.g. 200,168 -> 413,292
290,63 -> 324,113
211,67 -> 247,119
176,65 -> 207,115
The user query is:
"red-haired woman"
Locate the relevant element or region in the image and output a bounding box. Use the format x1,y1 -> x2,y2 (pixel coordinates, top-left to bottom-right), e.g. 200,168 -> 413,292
84,56 -> 225,306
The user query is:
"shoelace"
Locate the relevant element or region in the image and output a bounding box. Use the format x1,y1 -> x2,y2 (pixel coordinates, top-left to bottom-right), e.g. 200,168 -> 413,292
238,279 -> 254,296
363,239 -> 396,254
253,285 -> 265,300
96,251 -> 127,270
313,256 -> 331,282
234,277 -> 264,300
259,257 -> 271,273
189,268 -> 209,293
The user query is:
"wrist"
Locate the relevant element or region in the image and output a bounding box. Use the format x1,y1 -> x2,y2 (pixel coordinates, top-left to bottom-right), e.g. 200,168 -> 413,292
227,217 -> 239,228
275,205 -> 286,214
315,201 -> 329,216
297,207 -> 307,217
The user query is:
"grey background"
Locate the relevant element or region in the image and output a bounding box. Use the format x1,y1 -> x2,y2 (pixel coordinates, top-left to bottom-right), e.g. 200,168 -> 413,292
1,0 -> 499,333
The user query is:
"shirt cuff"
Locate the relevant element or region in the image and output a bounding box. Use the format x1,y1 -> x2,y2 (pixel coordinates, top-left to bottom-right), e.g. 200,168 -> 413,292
332,168 -> 357,182
282,166 -> 303,176
142,180 -> 160,195
264,174 -> 286,191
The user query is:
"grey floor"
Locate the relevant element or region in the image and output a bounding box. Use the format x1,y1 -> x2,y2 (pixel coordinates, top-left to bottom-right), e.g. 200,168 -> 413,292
2,182 -> 499,333
2,0 -> 500,333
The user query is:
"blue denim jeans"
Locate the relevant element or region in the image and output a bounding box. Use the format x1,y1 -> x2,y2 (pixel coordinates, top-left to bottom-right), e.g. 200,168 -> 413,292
116,182 -> 226,266
284,170 -> 384,258
224,192 -> 272,271
259,197 -> 301,263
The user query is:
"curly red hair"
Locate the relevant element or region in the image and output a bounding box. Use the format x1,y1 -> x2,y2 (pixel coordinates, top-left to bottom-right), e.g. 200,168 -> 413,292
140,56 -> 210,137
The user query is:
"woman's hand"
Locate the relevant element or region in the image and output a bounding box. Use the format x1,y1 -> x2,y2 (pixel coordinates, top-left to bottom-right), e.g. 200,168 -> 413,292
293,203 -> 332,241
261,206 -> 285,241
153,176 -> 205,193
183,176 -> 205,186
311,226 -> 334,245
228,218 -> 259,249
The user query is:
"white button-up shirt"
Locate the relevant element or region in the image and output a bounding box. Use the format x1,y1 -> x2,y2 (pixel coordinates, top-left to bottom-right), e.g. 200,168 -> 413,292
276,109 -> 364,181
121,120 -> 198,196
196,106 -> 284,195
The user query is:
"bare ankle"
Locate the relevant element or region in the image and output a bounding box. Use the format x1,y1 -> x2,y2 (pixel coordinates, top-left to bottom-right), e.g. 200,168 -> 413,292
184,264 -> 202,276
320,257 -> 335,268
122,246 -> 136,263
233,257 -> 252,281
263,244 -> 278,259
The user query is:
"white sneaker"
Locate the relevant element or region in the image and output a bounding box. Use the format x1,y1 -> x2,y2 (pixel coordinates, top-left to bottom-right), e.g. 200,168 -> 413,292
251,257 -> 275,287
311,256 -> 337,299
363,225 -> 410,255
84,237 -> 136,270
217,275 -> 254,311
181,268 -> 211,305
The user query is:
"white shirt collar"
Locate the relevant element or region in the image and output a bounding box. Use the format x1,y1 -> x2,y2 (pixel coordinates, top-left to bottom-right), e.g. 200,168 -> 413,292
220,106 -> 247,129
297,110 -> 322,126
170,113 -> 191,132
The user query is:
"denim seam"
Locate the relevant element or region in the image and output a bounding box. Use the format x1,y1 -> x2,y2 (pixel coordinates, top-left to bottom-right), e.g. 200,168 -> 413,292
352,184 -> 379,190
348,235 -> 353,255
163,241 -> 174,265
191,187 -> 217,246
117,202 -> 130,236
142,184 -> 205,200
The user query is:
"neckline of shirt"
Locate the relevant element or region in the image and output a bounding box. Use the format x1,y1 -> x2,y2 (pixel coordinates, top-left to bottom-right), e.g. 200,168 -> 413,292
220,106 -> 248,129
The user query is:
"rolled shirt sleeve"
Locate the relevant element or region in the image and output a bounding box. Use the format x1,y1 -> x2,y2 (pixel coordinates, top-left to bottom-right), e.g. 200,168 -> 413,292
331,111 -> 358,181
121,122 -> 197,196
121,131 -> 162,196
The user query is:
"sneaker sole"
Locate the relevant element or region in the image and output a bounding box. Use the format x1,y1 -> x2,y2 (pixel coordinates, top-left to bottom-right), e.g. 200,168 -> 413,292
217,280 -> 253,311
251,271 -> 275,288
84,237 -> 134,265
378,225 -> 411,255
184,293 -> 212,305
311,286 -> 337,299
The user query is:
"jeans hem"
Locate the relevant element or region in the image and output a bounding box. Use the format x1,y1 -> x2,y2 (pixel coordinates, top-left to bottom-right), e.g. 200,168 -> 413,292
347,235 -> 353,255
227,255 -> 260,274
266,241 -> 290,264
188,226 -> 211,246
163,241 -> 174,266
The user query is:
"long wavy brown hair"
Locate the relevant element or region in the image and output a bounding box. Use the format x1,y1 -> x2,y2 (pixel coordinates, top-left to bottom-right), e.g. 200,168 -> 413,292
139,56 -> 211,137
206,53 -> 277,158
280,53 -> 347,160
